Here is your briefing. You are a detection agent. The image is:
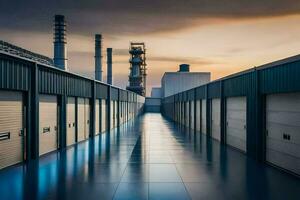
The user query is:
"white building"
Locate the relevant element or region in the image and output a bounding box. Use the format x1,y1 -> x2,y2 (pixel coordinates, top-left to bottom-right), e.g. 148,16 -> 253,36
161,64 -> 211,98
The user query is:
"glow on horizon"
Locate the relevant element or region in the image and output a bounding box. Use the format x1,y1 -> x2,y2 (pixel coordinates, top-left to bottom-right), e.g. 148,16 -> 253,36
2,14 -> 300,96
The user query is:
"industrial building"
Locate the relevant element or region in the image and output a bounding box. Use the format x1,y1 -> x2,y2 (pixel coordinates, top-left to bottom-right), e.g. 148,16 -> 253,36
161,64 -> 211,98
162,55 -> 300,176
0,15 -> 144,170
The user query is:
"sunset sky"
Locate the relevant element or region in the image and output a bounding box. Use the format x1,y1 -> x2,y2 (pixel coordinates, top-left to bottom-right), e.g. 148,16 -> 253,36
1,0 -> 300,95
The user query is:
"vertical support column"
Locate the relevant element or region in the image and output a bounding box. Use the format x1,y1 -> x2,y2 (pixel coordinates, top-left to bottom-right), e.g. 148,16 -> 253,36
117,89 -> 120,127
220,81 -> 226,145
107,86 -> 111,131
59,94 -> 67,148
91,81 -> 96,138
194,90 -> 197,133
75,97 -> 78,142
206,85 -> 211,137
29,62 -> 39,159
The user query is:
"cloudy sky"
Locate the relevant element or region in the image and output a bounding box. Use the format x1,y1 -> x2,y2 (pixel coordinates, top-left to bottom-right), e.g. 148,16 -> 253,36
1,0 -> 300,95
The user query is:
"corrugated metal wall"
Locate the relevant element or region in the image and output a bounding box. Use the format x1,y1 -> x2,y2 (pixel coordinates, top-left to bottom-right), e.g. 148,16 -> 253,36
161,56 -> 300,167
0,52 -> 145,168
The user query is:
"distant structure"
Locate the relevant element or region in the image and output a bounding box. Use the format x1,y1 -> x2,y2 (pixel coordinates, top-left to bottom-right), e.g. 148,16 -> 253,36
53,15 -> 67,70
159,64 -> 210,98
126,42 -> 147,96
95,34 -> 103,81
107,48 -> 113,85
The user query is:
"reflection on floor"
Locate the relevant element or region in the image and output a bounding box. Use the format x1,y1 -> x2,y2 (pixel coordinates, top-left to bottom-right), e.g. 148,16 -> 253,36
0,113 -> 299,200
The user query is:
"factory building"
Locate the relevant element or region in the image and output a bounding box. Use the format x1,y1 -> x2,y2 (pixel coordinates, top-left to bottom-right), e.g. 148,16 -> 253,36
162,55 -> 300,176
0,15 -> 144,170
161,64 -> 211,97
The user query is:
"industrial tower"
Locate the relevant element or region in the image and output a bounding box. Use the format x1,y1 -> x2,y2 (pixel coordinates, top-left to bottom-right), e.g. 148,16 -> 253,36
126,42 -> 147,96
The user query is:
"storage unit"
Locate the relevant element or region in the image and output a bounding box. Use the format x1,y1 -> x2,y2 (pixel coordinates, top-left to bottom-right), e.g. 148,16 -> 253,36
95,99 -> 100,135
67,97 -> 76,146
84,98 -> 90,138
185,101 -> 189,127
226,97 -> 247,152
201,100 -> 206,134
39,95 -> 58,155
211,99 -> 221,141
196,100 -> 201,132
266,93 -> 300,175
0,91 -> 24,169
190,101 -> 194,129
77,98 -> 89,142
101,99 -> 107,132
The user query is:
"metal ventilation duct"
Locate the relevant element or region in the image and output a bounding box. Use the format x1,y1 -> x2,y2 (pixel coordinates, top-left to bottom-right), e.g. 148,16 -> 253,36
95,34 -> 102,81
53,15 -> 67,70
107,48 -> 113,85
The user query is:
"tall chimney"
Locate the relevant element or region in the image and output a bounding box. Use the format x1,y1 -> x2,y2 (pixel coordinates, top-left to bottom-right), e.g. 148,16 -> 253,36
95,34 -> 102,81
53,15 -> 67,70
107,48 -> 113,85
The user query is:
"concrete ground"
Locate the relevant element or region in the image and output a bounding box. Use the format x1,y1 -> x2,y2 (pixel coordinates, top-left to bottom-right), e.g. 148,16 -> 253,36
0,113 -> 299,200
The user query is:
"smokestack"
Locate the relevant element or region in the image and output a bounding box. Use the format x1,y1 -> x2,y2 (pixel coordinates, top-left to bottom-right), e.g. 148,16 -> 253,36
107,48 -> 113,85
53,15 -> 67,70
95,34 -> 102,81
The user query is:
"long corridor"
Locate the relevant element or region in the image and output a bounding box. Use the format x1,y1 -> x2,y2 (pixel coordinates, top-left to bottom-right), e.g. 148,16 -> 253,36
0,113 -> 299,200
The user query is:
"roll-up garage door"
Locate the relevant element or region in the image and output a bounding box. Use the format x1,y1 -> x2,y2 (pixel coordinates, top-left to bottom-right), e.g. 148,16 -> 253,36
211,99 -> 221,141
77,98 -> 85,142
39,95 -> 58,155
101,99 -> 107,132
95,99 -> 100,135
84,98 -> 90,139
266,93 -> 300,175
226,97 -> 247,152
185,102 -> 189,127
0,91 -> 23,169
67,97 -> 76,146
201,100 -> 206,134
190,101 -> 194,129
196,100 -> 201,132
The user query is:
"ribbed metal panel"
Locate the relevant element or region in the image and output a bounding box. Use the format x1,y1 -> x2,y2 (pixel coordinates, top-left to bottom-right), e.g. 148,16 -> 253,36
223,73 -> 254,97
38,66 -> 92,97
260,61 -> 300,94
95,83 -> 108,99
111,87 -> 118,100
187,89 -> 195,100
0,57 -> 30,91
196,85 -> 206,99
208,81 -> 221,98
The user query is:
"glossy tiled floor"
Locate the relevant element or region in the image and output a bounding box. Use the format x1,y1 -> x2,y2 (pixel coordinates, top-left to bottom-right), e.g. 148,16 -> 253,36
0,113 -> 299,200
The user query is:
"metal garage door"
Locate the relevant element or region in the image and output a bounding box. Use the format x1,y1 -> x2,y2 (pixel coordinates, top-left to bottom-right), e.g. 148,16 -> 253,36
266,93 -> 300,175
39,95 -> 58,155
201,100 -> 206,134
185,101 -> 189,127
0,91 -> 23,169
211,99 -> 221,141
190,101 -> 194,129
196,100 -> 201,132
101,99 -> 107,132
95,99 -> 100,135
84,98 -> 90,139
226,97 -> 247,152
77,98 -> 85,142
67,97 -> 76,146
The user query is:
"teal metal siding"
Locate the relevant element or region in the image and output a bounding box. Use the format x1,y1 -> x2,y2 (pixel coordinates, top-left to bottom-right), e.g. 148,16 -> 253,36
260,61 -> 300,94
111,87 -> 119,100
196,86 -> 206,99
208,81 -> 221,98
0,57 -> 30,91
96,83 -> 108,99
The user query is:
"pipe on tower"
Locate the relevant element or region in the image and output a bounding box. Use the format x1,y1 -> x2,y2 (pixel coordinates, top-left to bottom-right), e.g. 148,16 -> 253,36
107,48 -> 113,85
53,15 -> 67,70
95,34 -> 102,81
